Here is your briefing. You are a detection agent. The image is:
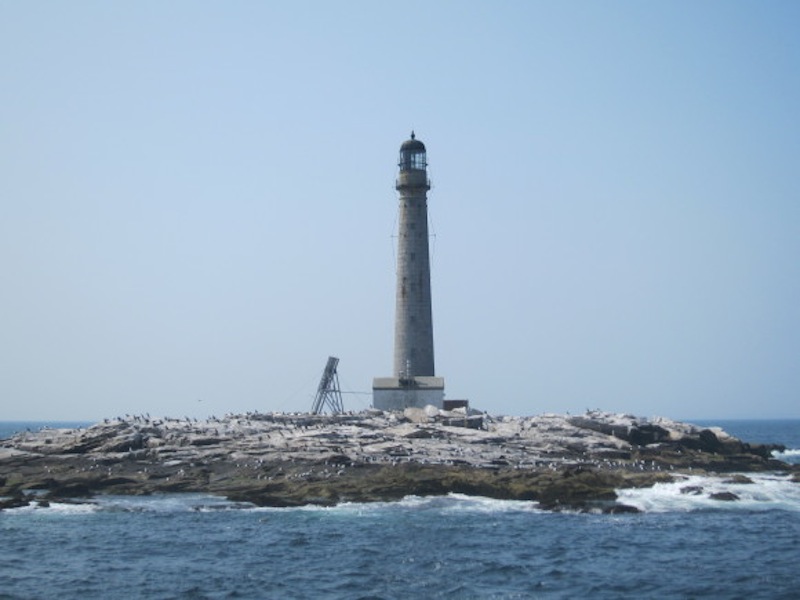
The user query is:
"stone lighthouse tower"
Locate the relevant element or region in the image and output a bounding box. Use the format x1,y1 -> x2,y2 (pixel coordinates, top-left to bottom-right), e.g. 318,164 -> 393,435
373,132 -> 444,410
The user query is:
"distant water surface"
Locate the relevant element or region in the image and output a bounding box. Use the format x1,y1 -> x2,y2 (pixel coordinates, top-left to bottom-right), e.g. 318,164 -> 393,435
693,418 -> 800,446
692,419 -> 800,464
0,421 -> 93,441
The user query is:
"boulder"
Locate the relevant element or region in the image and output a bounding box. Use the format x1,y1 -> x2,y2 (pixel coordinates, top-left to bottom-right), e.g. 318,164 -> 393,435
709,491 -> 739,501
627,424 -> 670,446
743,443 -> 785,460
99,433 -> 147,453
724,474 -> 754,484
603,504 -> 641,514
403,408 -> 430,424
568,415 -> 669,446
0,495 -> 30,510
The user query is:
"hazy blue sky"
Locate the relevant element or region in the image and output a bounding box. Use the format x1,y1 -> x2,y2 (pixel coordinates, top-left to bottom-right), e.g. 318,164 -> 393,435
2,2 -> 798,420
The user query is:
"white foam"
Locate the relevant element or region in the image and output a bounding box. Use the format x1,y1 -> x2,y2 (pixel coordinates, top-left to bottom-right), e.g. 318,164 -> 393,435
4,501 -> 99,515
94,493 -> 246,513
617,473 -> 800,513
378,493 -> 541,514
434,493 -> 542,514
252,493 -> 541,516
773,448 -> 800,464
3,494 -> 248,515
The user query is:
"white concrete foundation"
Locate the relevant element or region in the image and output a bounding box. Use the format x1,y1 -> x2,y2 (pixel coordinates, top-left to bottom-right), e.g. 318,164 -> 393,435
372,376 -> 444,411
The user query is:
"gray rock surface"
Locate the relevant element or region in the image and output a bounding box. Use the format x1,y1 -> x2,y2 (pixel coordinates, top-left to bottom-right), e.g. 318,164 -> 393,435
0,409 -> 792,513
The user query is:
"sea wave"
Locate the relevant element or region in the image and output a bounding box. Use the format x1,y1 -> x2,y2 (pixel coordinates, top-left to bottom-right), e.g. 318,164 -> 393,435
95,493 -> 252,513
253,493 -> 543,515
3,500 -> 99,515
773,448 -> 800,464
617,473 -> 800,513
2,494 -> 250,516
5,477 -> 799,518
7,493 -> 537,517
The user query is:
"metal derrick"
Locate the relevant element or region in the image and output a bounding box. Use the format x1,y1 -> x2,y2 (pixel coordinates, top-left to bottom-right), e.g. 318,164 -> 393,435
311,356 -> 344,415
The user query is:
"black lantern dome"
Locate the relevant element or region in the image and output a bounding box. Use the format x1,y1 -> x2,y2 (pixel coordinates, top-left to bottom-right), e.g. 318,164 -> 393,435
399,131 -> 427,171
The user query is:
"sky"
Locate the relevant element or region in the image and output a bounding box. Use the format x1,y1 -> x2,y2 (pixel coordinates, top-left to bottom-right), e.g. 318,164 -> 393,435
1,1 -> 798,421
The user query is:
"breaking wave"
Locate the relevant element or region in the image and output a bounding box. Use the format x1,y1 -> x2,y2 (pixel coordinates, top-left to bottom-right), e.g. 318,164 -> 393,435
5,476 -> 799,518
5,501 -> 99,515
773,448 -> 800,464
617,473 -> 800,513
4,492 -> 542,517
2,493 -> 251,515
253,493 -> 542,516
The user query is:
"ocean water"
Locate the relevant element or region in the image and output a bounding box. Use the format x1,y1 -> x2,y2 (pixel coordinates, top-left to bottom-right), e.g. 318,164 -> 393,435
2,419 -> 799,599
0,421 -> 94,440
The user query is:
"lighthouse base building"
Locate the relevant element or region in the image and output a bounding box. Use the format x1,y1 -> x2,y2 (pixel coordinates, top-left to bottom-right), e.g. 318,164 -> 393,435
372,376 -> 445,411
373,133 -> 445,411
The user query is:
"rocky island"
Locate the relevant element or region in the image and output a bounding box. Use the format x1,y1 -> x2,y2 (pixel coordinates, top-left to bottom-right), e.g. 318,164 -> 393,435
1,409 -> 795,513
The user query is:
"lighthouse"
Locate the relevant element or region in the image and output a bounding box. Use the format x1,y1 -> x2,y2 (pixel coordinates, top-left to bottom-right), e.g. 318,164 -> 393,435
373,132 -> 445,410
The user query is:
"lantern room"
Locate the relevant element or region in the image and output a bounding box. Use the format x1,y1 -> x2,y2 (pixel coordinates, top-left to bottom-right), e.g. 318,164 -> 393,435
398,131 -> 427,171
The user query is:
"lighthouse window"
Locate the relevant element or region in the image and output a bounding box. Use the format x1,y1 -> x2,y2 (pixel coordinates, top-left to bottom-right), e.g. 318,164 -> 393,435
399,150 -> 427,171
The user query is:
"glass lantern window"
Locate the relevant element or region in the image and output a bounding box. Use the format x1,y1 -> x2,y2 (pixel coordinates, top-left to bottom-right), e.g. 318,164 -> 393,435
400,150 -> 426,171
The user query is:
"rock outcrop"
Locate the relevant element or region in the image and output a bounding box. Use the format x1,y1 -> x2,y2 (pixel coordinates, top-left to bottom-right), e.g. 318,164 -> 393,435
0,410 -> 793,513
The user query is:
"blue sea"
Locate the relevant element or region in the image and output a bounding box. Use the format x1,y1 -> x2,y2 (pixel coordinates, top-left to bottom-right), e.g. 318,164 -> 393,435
2,419 -> 799,599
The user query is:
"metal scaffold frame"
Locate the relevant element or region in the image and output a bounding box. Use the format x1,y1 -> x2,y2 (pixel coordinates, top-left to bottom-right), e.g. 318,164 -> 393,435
311,356 -> 345,415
